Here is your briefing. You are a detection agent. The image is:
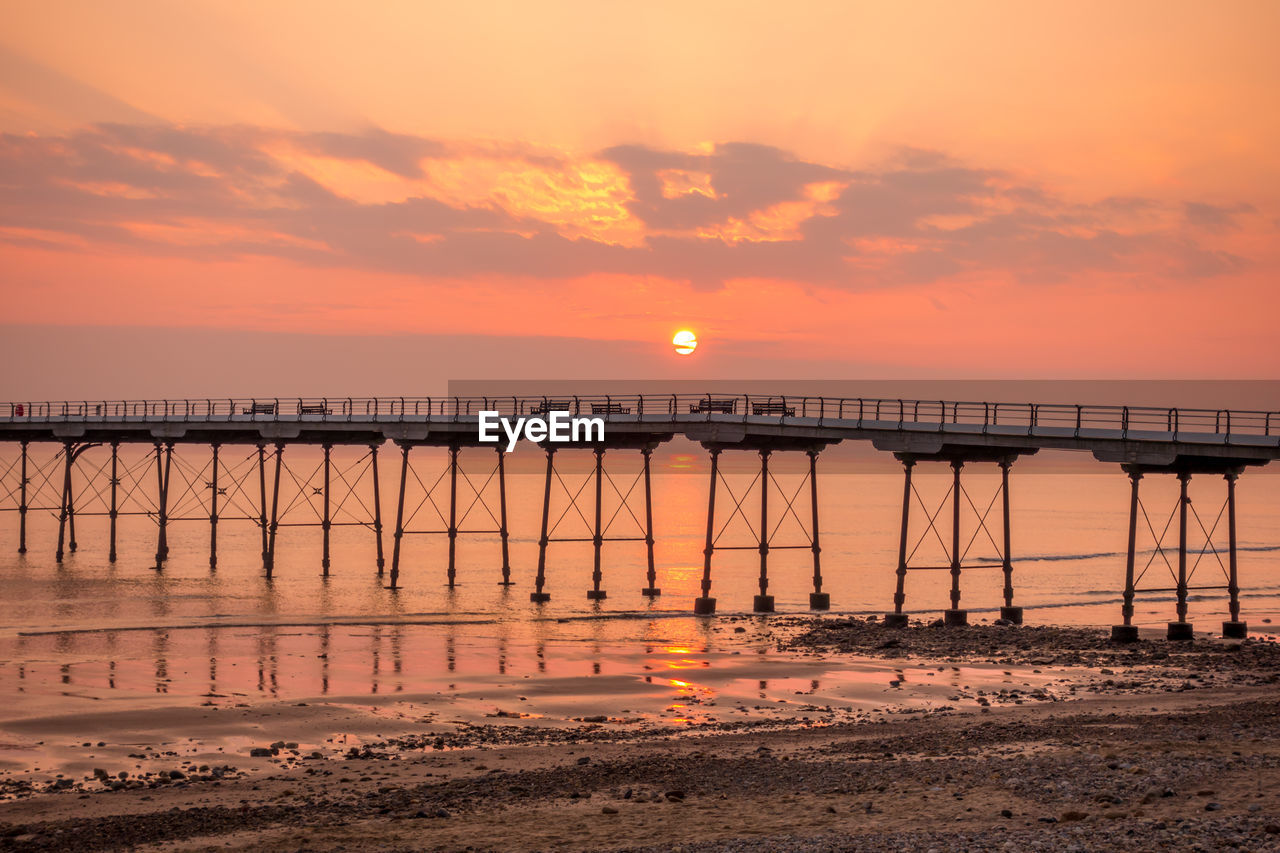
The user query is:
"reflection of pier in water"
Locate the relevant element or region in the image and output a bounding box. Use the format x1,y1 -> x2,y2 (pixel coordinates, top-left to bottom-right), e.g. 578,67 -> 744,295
0,619 -> 730,702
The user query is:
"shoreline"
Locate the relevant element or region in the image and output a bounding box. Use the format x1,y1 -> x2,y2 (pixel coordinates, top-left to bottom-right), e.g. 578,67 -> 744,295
7,592 -> 1280,638
0,689 -> 1277,851
0,620 -> 1277,849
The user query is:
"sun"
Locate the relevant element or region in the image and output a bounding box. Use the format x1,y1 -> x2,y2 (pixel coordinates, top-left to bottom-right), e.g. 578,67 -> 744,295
672,329 -> 698,356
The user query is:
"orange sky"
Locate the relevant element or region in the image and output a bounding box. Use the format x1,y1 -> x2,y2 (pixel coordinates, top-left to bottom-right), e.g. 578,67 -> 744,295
1,1 -> 1278,390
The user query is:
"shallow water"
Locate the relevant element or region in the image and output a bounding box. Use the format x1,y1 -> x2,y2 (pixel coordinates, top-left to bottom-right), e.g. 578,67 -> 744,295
0,444 -> 1277,728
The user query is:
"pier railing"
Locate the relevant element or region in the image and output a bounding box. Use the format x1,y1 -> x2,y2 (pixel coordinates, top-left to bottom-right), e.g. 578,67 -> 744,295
2,395 -> 1277,440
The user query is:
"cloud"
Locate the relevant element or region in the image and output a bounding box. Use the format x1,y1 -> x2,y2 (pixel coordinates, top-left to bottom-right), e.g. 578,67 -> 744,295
1183,201 -> 1256,231
601,142 -> 849,231
0,124 -> 1263,290
0,45 -> 158,126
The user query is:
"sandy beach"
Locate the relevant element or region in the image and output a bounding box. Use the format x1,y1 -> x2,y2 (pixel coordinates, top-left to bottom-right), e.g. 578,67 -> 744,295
0,619 -> 1278,851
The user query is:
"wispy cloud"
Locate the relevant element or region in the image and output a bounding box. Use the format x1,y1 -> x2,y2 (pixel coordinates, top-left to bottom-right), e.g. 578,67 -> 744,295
1183,201 -> 1257,231
0,124 -> 1261,289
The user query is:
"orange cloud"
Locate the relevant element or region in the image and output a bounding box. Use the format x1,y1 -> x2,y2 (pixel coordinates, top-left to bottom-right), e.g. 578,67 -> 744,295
9,125 -> 1260,291
1,123 -> 1276,382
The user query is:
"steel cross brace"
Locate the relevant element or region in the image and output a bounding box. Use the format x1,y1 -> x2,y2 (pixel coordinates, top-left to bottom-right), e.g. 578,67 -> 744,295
389,445 -> 509,591
1113,468 -> 1245,642
886,457 -> 1018,627
530,446 -> 658,603
694,448 -> 825,615
255,445 -> 387,579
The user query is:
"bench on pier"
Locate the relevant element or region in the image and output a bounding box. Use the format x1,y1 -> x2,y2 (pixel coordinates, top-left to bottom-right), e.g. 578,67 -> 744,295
242,403 -> 276,415
299,404 -> 332,415
690,399 -> 737,414
527,400 -> 573,415
751,400 -> 795,417
590,403 -> 631,415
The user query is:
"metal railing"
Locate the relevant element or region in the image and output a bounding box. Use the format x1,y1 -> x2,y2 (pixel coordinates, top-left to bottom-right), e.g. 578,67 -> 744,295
0,395 -> 1276,442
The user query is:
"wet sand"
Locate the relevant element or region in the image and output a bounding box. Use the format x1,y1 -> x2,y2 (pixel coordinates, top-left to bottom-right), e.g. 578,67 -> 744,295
0,619 -> 1278,850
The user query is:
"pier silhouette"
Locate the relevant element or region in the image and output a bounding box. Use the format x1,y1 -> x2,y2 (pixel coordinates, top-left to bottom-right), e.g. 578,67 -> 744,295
3,394 -> 1277,640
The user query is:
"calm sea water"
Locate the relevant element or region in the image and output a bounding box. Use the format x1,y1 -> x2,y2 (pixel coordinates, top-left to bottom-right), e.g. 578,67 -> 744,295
1,444 -> 1277,710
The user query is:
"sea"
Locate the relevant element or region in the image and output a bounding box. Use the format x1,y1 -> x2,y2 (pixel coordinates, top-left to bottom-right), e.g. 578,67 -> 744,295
1,442 -> 1277,720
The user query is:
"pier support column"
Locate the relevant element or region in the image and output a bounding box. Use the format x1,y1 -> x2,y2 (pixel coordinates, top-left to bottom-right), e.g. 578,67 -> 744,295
998,458 -> 1022,624
321,444 -> 332,576
370,444 -> 386,575
257,444 -> 269,570
808,449 -> 829,610
587,448 -> 607,600
446,445 -> 459,587
754,450 -> 775,613
208,443 -> 219,570
1222,472 -> 1247,638
1167,472 -> 1194,641
1111,469 -> 1142,642
17,441 -> 28,554
530,448 -> 554,603
265,443 -> 282,579
497,449 -> 512,585
66,448 -> 78,554
884,459 -> 913,627
108,441 -> 119,563
944,460 -> 968,626
389,444 -> 409,590
640,447 -> 660,596
55,442 -> 72,563
694,449 -> 719,615
154,442 -> 173,568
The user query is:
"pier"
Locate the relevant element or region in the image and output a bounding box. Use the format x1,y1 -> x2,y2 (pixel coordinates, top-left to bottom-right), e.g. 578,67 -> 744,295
2,395 -> 1277,640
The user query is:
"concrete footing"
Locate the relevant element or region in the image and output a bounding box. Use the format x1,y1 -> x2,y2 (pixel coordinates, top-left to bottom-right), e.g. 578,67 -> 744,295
529,592 -> 551,603
809,592 -> 830,610
1110,624 -> 1139,642
640,587 -> 661,596
999,606 -> 1023,624
753,594 -> 775,613
1222,621 -> 1248,639
586,590 -> 607,600
1166,621 -> 1195,641
693,597 -> 716,615
883,612 -> 909,628
943,609 -> 968,626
